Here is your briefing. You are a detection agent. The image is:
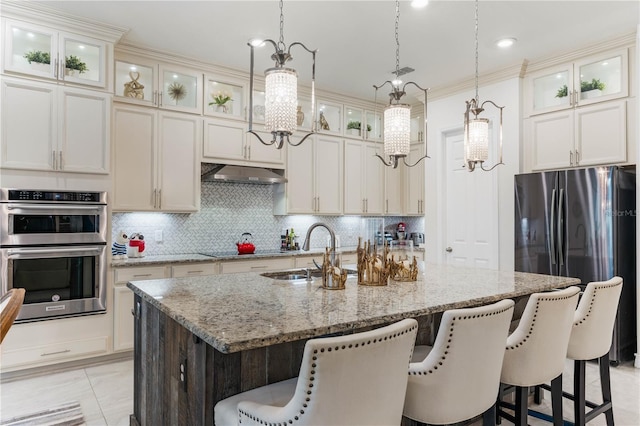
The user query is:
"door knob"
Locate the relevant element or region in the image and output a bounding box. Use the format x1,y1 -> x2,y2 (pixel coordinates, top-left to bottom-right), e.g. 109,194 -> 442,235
445,247 -> 453,253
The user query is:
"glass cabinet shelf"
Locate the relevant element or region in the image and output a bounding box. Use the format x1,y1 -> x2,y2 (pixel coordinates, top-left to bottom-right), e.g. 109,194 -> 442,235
344,106 -> 364,138
205,76 -> 245,119
317,100 -> 342,134
115,61 -> 155,105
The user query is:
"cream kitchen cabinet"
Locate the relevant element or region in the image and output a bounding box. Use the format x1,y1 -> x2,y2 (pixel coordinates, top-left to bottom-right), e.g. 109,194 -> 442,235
113,263 -> 216,352
113,105 -> 201,212
405,143 -> 425,215
410,112 -> 425,143
344,140 -> 384,215
525,49 -> 628,116
114,55 -> 202,114
384,164 -> 404,215
527,99 -> 627,171
294,252 -> 358,269
202,118 -> 285,168
0,77 -> 110,174
219,257 -> 292,274
279,135 -> 343,215
3,19 -> 112,90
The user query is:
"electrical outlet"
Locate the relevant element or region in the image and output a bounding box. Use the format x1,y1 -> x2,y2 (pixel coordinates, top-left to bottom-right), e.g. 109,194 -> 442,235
155,230 -> 163,242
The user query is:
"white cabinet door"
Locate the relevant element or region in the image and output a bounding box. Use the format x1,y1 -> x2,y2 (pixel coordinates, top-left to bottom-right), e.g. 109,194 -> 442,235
364,143 -> 384,215
286,138 -> 315,214
344,140 -> 365,214
530,110 -> 574,171
314,136 -> 342,215
575,100 -> 627,166
405,144 -> 425,215
59,86 -> 110,173
0,78 -> 109,174
113,286 -> 134,352
158,112 -> 200,212
203,117 -> 246,162
1,78 -> 56,171
385,164 -> 404,215
113,105 -> 157,211
247,131 -> 285,167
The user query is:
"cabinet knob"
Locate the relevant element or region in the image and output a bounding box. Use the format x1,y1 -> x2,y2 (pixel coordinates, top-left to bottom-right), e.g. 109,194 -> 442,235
446,247 -> 453,253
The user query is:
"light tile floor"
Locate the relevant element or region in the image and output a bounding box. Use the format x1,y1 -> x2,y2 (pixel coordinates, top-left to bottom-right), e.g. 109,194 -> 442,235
0,357 -> 638,425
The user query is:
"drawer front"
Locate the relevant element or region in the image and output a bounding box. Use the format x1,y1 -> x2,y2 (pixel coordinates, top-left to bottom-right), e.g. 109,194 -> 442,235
115,266 -> 167,283
1,336 -> 108,368
220,258 -> 292,274
172,263 -> 217,278
295,252 -> 358,268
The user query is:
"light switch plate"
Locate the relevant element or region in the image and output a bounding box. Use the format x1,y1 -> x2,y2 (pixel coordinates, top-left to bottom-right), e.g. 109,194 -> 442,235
155,230 -> 163,242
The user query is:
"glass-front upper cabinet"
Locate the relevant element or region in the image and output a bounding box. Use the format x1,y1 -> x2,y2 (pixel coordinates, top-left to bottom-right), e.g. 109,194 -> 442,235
114,55 -> 202,114
410,113 -> 425,143
297,97 -> 315,132
3,20 -> 109,89
527,48 -> 628,116
344,106 -> 364,138
364,110 -> 382,142
317,100 -> 342,135
204,75 -> 245,120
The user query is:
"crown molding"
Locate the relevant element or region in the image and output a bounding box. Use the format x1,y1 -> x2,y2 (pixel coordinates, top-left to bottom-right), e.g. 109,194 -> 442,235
426,61 -> 527,102
0,1 -> 127,43
524,32 -> 636,75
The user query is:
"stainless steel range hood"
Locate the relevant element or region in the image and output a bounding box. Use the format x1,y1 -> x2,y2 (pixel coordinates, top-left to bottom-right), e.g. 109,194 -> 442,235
201,164 -> 287,184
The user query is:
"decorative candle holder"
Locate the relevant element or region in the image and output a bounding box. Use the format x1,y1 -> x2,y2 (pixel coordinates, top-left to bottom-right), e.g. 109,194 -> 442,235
356,237 -> 391,286
388,241 -> 418,282
321,247 -> 347,290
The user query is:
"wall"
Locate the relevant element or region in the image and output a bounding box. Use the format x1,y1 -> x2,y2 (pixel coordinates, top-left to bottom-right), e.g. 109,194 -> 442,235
112,181 -> 424,255
424,77 -> 521,270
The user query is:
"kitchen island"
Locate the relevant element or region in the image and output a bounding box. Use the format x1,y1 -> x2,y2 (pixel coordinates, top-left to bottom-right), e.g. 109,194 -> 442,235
127,263 -> 580,426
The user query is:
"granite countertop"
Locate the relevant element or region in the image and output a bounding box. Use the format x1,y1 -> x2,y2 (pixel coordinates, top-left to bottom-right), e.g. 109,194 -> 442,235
127,263 -> 580,354
112,245 -> 425,267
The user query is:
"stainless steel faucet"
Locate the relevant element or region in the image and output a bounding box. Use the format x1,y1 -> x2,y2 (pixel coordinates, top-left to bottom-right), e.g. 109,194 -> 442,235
302,222 -> 336,265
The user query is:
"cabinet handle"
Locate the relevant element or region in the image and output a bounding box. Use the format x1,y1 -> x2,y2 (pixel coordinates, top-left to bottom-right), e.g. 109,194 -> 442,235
59,151 -> 63,170
247,145 -> 251,160
153,189 -> 157,208
317,197 -> 320,212
41,349 -> 71,357
575,150 -> 580,165
186,270 -> 204,274
386,199 -> 389,214
52,150 -> 57,170
153,90 -> 158,106
569,150 -> 573,166
362,199 -> 366,213
366,199 -> 368,213
159,92 -> 163,107
250,265 -> 268,270
158,189 -> 162,209
133,273 -> 152,277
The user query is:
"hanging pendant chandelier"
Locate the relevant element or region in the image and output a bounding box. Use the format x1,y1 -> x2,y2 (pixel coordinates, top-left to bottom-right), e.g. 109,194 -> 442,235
374,0 -> 429,169
463,0 -> 504,172
248,0 -> 317,149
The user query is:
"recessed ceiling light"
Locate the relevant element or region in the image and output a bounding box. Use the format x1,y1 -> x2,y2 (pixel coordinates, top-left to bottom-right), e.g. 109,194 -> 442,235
496,38 -> 517,48
411,0 -> 429,8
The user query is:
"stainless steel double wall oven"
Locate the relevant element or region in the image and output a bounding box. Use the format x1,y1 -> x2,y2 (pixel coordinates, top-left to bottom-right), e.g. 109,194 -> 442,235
0,189 -> 108,322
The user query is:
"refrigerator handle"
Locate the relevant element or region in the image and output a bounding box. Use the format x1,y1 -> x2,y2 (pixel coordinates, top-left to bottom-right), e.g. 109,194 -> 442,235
550,188 -> 557,265
558,188 -> 565,266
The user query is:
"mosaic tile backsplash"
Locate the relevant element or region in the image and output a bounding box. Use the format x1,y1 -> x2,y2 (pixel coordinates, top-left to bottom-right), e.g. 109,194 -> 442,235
112,181 -> 424,256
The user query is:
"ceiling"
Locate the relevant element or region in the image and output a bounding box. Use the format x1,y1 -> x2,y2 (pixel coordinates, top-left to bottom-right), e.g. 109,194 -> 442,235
29,1 -> 640,101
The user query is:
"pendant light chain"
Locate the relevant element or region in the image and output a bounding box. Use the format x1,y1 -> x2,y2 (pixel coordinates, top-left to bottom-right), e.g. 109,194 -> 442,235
474,0 -> 479,103
395,0 -> 401,78
278,0 -> 285,50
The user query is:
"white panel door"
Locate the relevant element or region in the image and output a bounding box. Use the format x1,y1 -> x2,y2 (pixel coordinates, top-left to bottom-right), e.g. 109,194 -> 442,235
59,87 -> 110,174
1,77 -> 56,171
286,137 -> 314,213
314,136 -> 343,214
113,286 -> 134,352
575,100 -> 627,166
530,110 -> 574,170
384,164 -> 404,215
444,129 -> 498,269
113,105 -> 156,211
405,144 -> 425,215
158,112 -> 200,212
343,140 -> 364,214
202,118 -> 246,162
364,143 -> 384,215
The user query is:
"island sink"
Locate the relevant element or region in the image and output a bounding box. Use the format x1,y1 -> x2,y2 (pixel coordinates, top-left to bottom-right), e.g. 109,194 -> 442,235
260,268 -> 357,281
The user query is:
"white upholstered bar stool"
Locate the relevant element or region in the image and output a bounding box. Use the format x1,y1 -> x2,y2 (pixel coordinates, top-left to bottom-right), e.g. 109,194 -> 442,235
403,299 -> 515,426
562,277 -> 622,426
499,286 -> 580,426
214,318 -> 418,426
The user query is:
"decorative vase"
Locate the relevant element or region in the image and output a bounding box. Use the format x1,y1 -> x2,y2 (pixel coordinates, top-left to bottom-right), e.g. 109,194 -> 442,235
216,104 -> 228,114
582,89 -> 602,100
30,62 -> 50,73
296,105 -> 305,126
65,68 -> 76,77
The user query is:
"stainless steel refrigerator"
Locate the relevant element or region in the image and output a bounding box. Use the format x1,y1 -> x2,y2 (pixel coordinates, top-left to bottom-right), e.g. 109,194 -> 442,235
515,165 -> 636,364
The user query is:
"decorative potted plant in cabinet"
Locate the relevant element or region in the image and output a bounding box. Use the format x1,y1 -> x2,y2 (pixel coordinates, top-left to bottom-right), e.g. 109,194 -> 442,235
23,50 -> 50,73
209,90 -> 233,114
347,121 -> 361,136
64,55 -> 88,76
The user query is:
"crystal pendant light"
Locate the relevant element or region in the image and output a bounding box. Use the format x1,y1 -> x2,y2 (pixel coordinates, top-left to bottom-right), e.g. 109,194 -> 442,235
463,0 -> 504,172
374,0 -> 429,169
248,0 -> 317,149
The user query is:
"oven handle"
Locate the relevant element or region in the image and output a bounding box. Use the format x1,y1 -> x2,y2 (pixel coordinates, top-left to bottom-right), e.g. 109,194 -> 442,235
7,204 -> 104,212
7,247 -> 104,258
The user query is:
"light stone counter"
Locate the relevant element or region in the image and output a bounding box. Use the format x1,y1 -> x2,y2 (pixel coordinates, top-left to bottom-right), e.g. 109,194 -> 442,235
111,253 -> 214,267
128,263 -> 580,354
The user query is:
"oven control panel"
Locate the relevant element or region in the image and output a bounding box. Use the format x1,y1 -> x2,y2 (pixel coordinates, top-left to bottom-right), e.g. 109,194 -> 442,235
1,189 -> 106,203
